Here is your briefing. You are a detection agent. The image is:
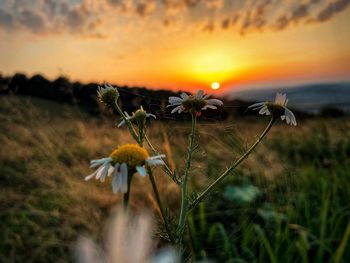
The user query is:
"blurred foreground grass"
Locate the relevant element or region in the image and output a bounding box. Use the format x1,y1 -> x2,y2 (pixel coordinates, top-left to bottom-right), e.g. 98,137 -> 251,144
0,96 -> 349,262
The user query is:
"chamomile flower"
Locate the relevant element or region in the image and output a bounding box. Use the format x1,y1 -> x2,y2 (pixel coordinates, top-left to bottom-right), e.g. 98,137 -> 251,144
75,209 -> 179,263
248,93 -> 297,126
118,106 -> 156,128
97,82 -> 119,106
85,144 -> 165,194
167,90 -> 223,114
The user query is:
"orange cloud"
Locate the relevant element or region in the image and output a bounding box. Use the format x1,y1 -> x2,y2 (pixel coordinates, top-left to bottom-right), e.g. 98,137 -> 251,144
0,0 -> 349,37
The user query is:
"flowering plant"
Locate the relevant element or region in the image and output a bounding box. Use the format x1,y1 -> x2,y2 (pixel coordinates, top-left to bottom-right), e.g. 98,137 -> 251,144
85,83 -> 297,256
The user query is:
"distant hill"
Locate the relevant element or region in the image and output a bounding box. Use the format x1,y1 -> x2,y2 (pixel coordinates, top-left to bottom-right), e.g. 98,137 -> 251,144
228,83 -> 350,114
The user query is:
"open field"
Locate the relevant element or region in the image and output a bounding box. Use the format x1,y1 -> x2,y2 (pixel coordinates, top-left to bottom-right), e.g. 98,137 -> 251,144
0,95 -> 349,262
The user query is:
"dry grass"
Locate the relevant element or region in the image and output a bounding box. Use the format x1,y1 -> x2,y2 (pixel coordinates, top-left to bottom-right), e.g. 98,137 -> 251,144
1,95 -> 349,262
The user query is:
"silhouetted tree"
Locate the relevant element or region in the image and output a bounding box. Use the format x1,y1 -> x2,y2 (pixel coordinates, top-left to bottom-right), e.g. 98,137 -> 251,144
52,76 -> 74,103
8,73 -> 28,94
27,74 -> 52,99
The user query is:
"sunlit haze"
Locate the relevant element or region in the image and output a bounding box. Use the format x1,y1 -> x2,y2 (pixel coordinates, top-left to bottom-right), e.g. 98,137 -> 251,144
1,0 -> 350,93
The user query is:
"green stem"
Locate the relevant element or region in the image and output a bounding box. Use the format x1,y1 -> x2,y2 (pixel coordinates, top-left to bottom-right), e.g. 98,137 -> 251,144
139,125 -> 144,146
177,112 -> 197,245
188,117 -> 276,212
147,167 -> 174,243
145,134 -> 179,185
112,100 -> 140,145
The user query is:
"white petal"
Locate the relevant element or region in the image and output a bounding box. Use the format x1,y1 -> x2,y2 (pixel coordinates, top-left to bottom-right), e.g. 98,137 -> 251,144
281,94 -> 287,106
85,168 -> 100,181
146,113 -> 156,119
107,166 -> 114,177
101,165 -> 113,183
148,154 -> 166,160
275,93 -> 287,106
171,105 -> 183,114
202,105 -> 217,110
90,157 -> 112,164
195,90 -> 204,99
259,108 -> 266,115
104,83 -> 114,89
206,99 -> 223,106
168,96 -> 183,104
248,102 -> 265,109
112,171 -> 120,194
146,154 -> 166,166
120,163 -> 128,194
90,162 -> 103,169
180,93 -> 189,99
94,165 -> 105,180
166,101 -> 181,107
147,159 -> 165,166
90,157 -> 110,168
291,114 -> 297,126
97,163 -> 110,181
284,108 -> 297,126
136,166 -> 147,177
259,106 -> 268,115
203,94 -> 211,99
284,98 -> 289,107
286,115 -> 291,124
118,120 -> 126,128
112,163 -> 122,193
275,93 -> 282,104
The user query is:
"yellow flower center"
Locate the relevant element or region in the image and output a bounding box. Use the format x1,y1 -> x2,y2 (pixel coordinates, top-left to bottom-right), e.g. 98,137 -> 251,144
110,144 -> 149,168
267,103 -> 285,117
181,96 -> 207,112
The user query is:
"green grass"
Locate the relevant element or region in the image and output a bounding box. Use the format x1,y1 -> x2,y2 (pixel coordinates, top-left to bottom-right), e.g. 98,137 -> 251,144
187,119 -> 350,262
0,95 -> 349,262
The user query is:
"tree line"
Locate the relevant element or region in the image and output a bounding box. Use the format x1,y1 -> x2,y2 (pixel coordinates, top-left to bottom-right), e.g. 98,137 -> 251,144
1,73 -> 333,119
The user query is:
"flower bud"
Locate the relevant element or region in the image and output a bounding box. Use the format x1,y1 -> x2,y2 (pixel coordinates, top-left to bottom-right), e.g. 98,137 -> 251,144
97,83 -> 119,107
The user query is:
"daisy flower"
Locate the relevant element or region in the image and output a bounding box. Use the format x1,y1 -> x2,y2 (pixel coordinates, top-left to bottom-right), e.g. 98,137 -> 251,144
75,209 -> 179,263
85,144 -> 165,194
118,106 -> 156,128
97,82 -> 119,106
248,93 -> 297,126
167,90 -> 223,114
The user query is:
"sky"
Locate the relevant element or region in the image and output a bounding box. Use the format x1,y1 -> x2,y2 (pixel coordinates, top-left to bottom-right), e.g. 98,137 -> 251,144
0,0 -> 350,93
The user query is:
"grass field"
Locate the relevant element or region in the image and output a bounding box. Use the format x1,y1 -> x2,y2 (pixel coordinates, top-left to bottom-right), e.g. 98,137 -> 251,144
0,95 -> 349,262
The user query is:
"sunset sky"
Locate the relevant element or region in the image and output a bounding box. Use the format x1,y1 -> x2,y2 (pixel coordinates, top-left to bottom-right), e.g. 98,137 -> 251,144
0,0 -> 350,93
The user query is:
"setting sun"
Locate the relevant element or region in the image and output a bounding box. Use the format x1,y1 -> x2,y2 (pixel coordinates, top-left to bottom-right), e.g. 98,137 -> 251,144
211,82 -> 221,90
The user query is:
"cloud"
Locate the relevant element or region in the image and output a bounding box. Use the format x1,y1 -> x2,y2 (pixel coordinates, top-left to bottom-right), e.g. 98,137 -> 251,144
273,14 -> 289,30
270,0 -> 349,32
0,8 -> 15,30
221,17 -> 230,29
65,5 -> 89,31
0,0 -> 107,37
184,0 -> 201,8
136,0 -> 156,16
316,0 -> 350,22
19,9 -> 46,33
202,20 -> 215,32
205,0 -> 224,10
0,0 -> 349,37
239,0 -> 271,35
107,0 -> 134,12
291,4 -> 309,22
